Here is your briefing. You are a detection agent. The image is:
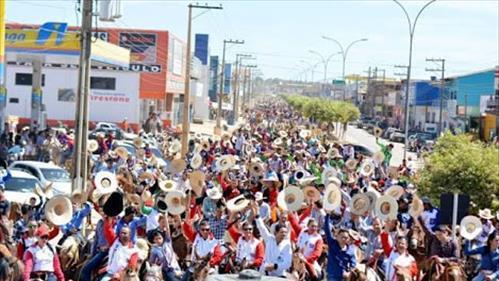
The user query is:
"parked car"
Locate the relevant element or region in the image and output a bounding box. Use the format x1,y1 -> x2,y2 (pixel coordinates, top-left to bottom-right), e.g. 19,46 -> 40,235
9,161 -> 72,195
88,128 -> 124,140
344,143 -> 374,157
3,169 -> 45,204
390,130 -> 405,143
382,127 -> 397,139
408,133 -> 435,151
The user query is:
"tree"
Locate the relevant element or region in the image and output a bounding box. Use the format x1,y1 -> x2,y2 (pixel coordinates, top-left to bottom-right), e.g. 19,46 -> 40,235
417,133 -> 499,211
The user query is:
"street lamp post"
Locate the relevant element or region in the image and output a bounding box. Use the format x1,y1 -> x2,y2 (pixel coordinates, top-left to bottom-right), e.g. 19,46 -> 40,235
393,0 -> 436,160
300,60 -> 318,83
321,36 -> 368,80
233,54 -> 253,124
309,50 -> 341,94
181,3 -> 222,156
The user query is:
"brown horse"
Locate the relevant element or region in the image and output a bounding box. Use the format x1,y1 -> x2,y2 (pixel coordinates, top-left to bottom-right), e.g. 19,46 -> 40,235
0,244 -> 24,281
426,260 -> 466,281
289,252 -> 310,281
395,266 -> 415,281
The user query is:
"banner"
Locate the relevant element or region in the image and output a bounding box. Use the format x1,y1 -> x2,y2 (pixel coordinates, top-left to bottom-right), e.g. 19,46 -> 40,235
119,32 -> 157,64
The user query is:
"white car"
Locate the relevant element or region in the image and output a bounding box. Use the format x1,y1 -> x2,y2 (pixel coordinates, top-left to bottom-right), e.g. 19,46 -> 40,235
3,170 -> 45,205
9,161 -> 72,195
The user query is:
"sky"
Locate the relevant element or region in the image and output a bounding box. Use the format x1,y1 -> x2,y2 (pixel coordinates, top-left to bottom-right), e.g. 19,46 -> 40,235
5,0 -> 499,81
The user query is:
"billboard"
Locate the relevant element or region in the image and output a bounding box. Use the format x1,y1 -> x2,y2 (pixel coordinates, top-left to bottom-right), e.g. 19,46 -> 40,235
224,63 -> 231,94
118,32 -> 157,64
194,34 -> 209,65
209,56 -> 219,102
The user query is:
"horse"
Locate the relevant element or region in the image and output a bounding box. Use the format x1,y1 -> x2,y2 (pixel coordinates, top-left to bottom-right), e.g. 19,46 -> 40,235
289,252 -> 310,281
0,244 -> 24,281
348,263 -> 383,281
188,252 -> 213,281
426,261 -> 466,281
143,262 -> 163,281
58,232 -> 95,281
394,266 -> 415,281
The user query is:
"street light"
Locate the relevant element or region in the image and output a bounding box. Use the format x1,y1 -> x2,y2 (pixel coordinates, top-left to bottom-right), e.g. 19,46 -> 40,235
300,60 -> 318,82
321,36 -> 367,80
393,0 -> 436,160
308,50 -> 341,86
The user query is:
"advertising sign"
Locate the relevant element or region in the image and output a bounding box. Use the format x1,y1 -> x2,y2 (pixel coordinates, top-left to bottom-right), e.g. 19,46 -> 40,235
224,63 -> 231,94
194,34 -> 209,65
172,39 -> 184,75
209,56 -> 219,102
119,32 -> 157,64
5,28 -> 79,52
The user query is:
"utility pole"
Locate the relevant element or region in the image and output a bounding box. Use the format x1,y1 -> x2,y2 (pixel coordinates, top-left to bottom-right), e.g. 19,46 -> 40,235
372,67 -> 378,118
30,61 -> 43,130
426,58 -> 446,136
0,0 -> 6,130
379,69 -> 386,119
233,54 -> 252,124
242,64 -> 257,108
73,0 -> 93,193
365,67 -> 372,117
215,39 -> 244,135
464,94 -> 468,132
394,64 -> 409,157
181,3 -> 222,156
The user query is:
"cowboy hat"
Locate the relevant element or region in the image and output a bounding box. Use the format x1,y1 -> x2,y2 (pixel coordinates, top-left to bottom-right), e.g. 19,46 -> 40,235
294,170 -> 307,181
350,193 -> 371,216
133,137 -> 143,148
262,171 -> 283,187
71,188 -> 87,205
303,186 -> 321,202
216,155 -> 235,171
221,133 -> 231,143
460,216 -> 483,240
128,193 -> 142,209
136,148 -> 145,159
155,194 -> 169,213
365,189 -> 381,212
200,140 -> 211,151
103,192 -> 124,217
375,195 -> 399,221
114,147 -> 129,159
297,175 -> 317,187
207,187 -> 223,200
87,139 -> 99,152
278,130 -> 288,138
169,141 -> 181,154
479,208 -> 494,220
372,151 -> 385,164
299,130 -> 311,139
373,127 -> 383,138
273,138 -> 284,147
249,162 -> 264,177
277,186 -> 304,212
165,190 -> 186,215
360,161 -> 375,177
141,190 -> 153,203
45,195 -> 73,226
325,176 -> 342,188
94,171 -> 118,190
190,153 -> 203,170
321,167 -> 338,185
345,159 -> 358,171
385,185 -> 405,200
409,196 -> 424,218
327,148 -> 342,159
35,182 -> 54,199
169,159 -> 187,174
159,180 -> 177,192
244,144 -> 255,156
139,171 -> 155,181
323,184 -> 342,212
226,195 -> 250,213
189,170 -> 205,197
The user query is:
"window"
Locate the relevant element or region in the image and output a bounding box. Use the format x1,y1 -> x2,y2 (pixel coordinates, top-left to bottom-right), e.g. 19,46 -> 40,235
15,73 -> 45,86
9,98 -> 19,103
90,77 -> 116,90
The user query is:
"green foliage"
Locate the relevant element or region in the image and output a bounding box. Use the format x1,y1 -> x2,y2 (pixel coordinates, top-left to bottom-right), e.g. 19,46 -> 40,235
417,133 -> 499,211
282,95 -> 360,124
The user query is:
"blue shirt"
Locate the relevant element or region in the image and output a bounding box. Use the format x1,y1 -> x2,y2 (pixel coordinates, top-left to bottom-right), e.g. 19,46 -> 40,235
464,241 -> 499,274
115,216 -> 147,243
324,215 -> 356,280
92,219 -> 109,255
62,202 -> 92,235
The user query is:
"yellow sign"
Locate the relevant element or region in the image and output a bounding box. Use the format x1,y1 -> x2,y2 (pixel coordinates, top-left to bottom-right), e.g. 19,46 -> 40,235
5,28 -> 79,52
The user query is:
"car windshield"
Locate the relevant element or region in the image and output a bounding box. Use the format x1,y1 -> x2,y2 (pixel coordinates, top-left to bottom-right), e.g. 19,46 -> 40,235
40,168 -> 71,182
4,177 -> 41,192
419,134 -> 433,140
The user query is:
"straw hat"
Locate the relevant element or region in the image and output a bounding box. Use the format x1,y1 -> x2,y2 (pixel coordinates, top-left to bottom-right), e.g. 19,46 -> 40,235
385,185 -> 405,200
323,184 -> 342,211
201,140 -> 211,151
278,130 -> 288,138
159,180 -> 177,192
139,171 -> 155,181
327,148 -> 342,159
114,147 -> 129,159
45,195 -> 73,226
277,186 -> 304,212
94,171 -> 118,190
321,167 -> 338,185
345,159 -> 358,171
71,188 -> 87,205
373,127 -> 383,138
460,216 -> 483,240
165,190 -> 186,215
87,139 -> 99,152
35,182 -> 54,199
325,176 -> 342,188
136,148 -> 145,159
375,195 -> 398,221
207,187 -> 223,200
299,130 -> 311,139
350,193 -> 371,216
222,133 -> 231,143
409,196 -> 424,218
303,186 -> 321,202
216,155 -> 235,171
170,159 -> 187,174
155,194 -> 168,213
479,208 -> 494,220
360,161 -> 375,177
226,195 -> 250,213
297,175 -> 317,187
249,162 -> 264,177
373,151 -> 385,164
190,153 -> 203,169
128,193 -> 142,209
189,171 -> 205,196
169,141 -> 181,154
365,189 -> 381,212
273,138 -> 284,147
133,137 -> 143,148
244,144 -> 255,155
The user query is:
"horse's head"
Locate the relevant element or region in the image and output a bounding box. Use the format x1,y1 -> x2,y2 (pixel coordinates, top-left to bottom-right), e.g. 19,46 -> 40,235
394,266 -> 413,281
349,267 -> 367,281
143,262 -> 163,281
443,262 -> 466,281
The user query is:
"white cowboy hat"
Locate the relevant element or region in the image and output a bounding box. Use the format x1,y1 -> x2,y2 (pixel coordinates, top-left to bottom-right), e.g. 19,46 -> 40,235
207,187 -> 223,200
303,186 -> 321,202
165,190 -> 186,215
478,208 -> 495,220
94,171 -> 118,190
345,159 -> 358,171
323,184 -> 342,212
136,148 -> 145,159
385,185 -> 405,200
375,195 -> 399,221
226,195 -> 250,213
299,130 -> 311,139
133,137 -> 143,148
325,176 -> 342,188
45,195 -> 73,226
190,153 -> 203,170
155,194 -> 168,213
169,141 -> 181,154
373,127 -> 383,138
460,216 -> 483,240
216,155 -> 235,171
87,139 -> 99,152
273,138 -> 283,147
114,147 -> 129,159
297,175 -> 317,187
327,148 -> 342,159
249,162 -> 264,177
169,159 -> 187,174
321,167 -> 338,185
409,196 -> 424,218
189,171 -> 205,196
159,180 -> 177,192
350,193 -> 371,216
71,188 -> 87,205
294,170 -> 307,181
360,161 -> 375,177
277,186 -> 304,212
278,130 -> 288,138
139,171 -> 155,181
373,151 -> 385,164
365,188 -> 381,212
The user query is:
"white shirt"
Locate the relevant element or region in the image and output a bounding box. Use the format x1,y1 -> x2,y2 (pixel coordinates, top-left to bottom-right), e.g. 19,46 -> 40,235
422,208 -> 439,233
107,240 -> 138,275
384,251 -> 415,281
146,208 -> 159,232
192,234 -> 219,262
236,237 -> 261,264
28,244 -> 55,272
256,218 -> 292,277
297,230 -> 322,274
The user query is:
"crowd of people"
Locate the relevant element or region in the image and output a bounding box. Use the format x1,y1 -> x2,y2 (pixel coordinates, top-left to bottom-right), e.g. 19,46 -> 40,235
0,97 -> 497,281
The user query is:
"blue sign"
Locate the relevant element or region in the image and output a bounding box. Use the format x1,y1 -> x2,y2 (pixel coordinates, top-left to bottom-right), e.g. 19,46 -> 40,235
36,22 -> 68,46
209,56 -> 219,102
194,34 -> 209,65
224,63 -> 232,94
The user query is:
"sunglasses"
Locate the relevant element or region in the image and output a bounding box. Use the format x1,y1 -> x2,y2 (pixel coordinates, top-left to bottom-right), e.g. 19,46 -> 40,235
201,228 -> 211,232
40,235 -> 49,240
244,228 -> 253,231
28,225 -> 37,228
